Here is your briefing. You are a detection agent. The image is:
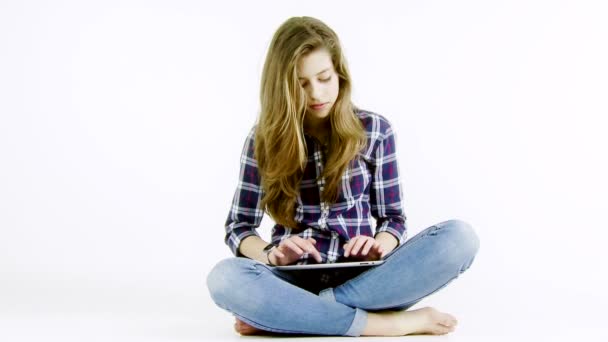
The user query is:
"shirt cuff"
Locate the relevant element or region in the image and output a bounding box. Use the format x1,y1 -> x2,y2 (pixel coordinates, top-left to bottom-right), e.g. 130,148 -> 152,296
375,220 -> 407,245
226,228 -> 261,257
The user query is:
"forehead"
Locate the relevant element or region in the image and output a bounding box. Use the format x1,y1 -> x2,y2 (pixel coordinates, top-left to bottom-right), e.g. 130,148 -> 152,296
297,49 -> 334,80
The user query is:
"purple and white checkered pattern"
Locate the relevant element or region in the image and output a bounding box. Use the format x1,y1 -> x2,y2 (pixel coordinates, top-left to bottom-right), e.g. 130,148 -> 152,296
224,109 -> 407,264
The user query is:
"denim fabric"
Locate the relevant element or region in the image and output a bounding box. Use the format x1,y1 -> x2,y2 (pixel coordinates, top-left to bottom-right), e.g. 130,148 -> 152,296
207,219 -> 479,336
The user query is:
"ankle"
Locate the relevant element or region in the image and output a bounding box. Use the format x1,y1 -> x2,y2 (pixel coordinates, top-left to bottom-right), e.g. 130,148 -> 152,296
362,312 -> 398,336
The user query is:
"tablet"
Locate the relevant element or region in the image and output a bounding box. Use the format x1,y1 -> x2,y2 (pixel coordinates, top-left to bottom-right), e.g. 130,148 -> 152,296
273,259 -> 385,270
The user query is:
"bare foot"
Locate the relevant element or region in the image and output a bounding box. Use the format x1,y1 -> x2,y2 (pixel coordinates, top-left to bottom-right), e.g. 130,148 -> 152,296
234,318 -> 266,335
234,307 -> 457,337
363,306 -> 458,336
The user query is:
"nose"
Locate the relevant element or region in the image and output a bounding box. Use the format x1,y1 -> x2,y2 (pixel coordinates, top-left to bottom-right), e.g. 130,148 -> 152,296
308,83 -> 323,103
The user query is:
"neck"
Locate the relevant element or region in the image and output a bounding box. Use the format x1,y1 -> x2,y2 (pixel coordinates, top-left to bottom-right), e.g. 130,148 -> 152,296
304,117 -> 331,145
304,115 -> 330,135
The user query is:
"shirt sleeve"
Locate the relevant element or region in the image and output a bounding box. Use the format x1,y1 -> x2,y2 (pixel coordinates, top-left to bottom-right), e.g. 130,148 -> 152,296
224,127 -> 265,256
370,120 -> 408,245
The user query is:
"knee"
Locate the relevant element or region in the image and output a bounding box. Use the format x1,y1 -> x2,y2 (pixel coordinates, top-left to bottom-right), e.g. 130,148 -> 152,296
206,257 -> 258,305
436,219 -> 480,267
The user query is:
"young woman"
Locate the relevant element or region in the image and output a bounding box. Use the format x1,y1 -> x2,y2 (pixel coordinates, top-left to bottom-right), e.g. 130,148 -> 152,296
206,16 -> 479,337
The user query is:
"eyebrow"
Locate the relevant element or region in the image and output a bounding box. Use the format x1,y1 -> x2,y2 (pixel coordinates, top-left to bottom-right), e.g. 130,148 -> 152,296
298,68 -> 331,80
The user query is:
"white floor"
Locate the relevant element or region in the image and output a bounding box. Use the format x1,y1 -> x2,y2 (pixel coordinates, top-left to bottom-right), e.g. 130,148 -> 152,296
2,273 -> 607,342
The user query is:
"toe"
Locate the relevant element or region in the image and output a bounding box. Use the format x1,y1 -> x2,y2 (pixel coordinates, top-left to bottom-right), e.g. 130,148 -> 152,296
441,319 -> 453,327
436,324 -> 454,335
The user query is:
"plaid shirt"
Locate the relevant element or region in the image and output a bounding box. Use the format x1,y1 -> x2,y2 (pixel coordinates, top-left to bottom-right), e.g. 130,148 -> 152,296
224,109 -> 407,264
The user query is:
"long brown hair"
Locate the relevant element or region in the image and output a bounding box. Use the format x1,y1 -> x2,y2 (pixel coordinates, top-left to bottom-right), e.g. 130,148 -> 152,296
255,16 -> 367,228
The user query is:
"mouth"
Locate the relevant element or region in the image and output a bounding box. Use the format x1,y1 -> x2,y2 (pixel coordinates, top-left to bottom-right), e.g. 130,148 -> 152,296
309,102 -> 328,110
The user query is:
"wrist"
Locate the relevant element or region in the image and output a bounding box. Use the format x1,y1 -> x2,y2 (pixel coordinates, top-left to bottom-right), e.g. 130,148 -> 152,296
376,232 -> 398,251
263,243 -> 277,266
267,251 -> 276,266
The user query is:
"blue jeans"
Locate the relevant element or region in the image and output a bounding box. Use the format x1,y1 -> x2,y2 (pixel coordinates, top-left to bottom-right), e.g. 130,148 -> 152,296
206,219 -> 480,337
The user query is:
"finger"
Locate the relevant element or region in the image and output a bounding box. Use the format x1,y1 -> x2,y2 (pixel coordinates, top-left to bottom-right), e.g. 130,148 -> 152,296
310,246 -> 322,263
307,240 -> 323,263
272,247 -> 285,258
283,239 -> 304,255
267,251 -> 279,265
350,237 -> 369,256
291,236 -> 319,255
377,244 -> 387,259
300,237 -> 323,262
291,236 -> 313,249
343,237 -> 357,257
372,241 -> 384,256
310,242 -> 323,263
291,237 -> 322,262
360,239 -> 376,256
363,242 -> 383,261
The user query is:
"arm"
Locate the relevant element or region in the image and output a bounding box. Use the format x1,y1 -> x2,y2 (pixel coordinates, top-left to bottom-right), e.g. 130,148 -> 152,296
375,231 -> 399,254
370,119 -> 408,253
224,127 -> 268,258
225,127 -> 322,266
238,235 -> 273,263
343,119 -> 407,260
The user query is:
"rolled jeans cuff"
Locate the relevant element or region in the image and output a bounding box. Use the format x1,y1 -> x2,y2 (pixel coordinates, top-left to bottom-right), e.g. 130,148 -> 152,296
344,307 -> 368,337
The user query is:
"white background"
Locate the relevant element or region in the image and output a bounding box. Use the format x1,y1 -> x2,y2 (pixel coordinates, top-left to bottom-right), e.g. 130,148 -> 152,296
1,0 -> 607,340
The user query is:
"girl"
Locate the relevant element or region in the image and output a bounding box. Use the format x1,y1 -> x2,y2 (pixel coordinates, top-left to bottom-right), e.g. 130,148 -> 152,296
207,16 -> 479,337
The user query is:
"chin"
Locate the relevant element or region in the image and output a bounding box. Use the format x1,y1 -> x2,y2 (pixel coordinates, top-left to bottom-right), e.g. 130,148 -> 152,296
306,111 -> 330,121
308,106 -> 333,119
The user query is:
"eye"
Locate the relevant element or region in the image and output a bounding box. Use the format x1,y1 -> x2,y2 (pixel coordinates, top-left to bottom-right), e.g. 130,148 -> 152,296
300,76 -> 331,87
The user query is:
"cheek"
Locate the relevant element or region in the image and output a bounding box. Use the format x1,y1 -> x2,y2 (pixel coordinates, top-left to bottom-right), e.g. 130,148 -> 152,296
330,79 -> 340,98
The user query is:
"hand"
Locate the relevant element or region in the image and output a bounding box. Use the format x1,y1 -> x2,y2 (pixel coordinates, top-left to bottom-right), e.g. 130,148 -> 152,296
343,236 -> 384,261
268,236 -> 323,266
